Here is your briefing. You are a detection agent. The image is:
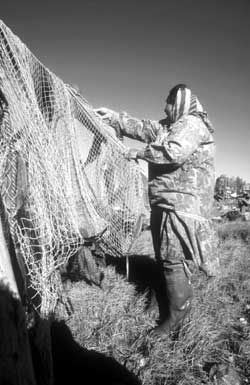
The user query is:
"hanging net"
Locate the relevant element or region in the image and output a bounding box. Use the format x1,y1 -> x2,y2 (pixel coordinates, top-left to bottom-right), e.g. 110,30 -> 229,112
0,20 -> 148,315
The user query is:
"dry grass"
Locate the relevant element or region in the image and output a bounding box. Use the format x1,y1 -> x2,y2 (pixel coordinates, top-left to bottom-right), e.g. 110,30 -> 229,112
217,220 -> 250,242
56,223 -> 250,384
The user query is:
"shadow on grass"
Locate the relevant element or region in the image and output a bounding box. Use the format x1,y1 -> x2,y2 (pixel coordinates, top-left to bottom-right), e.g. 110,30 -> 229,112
107,254 -> 159,288
51,320 -> 141,385
105,254 -> 165,313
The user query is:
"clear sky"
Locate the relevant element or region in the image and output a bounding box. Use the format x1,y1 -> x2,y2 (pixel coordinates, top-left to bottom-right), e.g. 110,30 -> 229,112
1,0 -> 250,181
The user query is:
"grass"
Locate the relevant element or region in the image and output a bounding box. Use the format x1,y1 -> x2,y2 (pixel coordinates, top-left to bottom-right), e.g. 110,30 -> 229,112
217,220 -> 250,242
56,222 -> 250,384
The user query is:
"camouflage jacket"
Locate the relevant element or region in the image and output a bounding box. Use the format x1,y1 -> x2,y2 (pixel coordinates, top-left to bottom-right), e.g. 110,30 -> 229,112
107,112 -> 216,218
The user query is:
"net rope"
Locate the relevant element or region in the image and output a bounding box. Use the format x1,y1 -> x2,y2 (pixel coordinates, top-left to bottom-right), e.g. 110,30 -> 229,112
0,20 -> 148,316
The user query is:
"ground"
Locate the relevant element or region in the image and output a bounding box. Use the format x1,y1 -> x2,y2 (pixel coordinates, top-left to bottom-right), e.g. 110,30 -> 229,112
55,221 -> 250,385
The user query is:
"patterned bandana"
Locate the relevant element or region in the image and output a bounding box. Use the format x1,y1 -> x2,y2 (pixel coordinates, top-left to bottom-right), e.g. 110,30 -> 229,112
172,87 -> 214,133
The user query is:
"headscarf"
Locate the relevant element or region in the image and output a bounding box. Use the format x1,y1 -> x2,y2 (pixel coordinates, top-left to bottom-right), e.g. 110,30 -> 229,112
172,87 -> 214,133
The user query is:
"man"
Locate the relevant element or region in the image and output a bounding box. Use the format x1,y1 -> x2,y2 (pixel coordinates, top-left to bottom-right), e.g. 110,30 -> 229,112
96,84 -> 219,334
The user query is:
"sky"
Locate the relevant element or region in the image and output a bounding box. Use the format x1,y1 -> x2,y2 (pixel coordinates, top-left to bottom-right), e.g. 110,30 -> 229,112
1,0 -> 250,181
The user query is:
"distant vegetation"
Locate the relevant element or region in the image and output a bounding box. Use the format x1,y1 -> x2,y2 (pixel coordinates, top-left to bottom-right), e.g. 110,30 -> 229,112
215,174 -> 249,199
56,222 -> 250,385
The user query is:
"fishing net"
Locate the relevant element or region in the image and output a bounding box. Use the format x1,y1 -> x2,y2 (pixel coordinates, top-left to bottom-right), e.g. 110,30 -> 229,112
0,20 -> 148,315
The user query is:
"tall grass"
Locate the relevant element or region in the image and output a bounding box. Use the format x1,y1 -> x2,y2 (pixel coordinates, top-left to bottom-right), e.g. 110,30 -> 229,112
57,222 -> 250,384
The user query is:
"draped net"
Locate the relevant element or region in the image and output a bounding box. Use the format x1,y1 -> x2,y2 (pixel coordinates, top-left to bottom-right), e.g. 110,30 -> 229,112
0,20 -> 148,315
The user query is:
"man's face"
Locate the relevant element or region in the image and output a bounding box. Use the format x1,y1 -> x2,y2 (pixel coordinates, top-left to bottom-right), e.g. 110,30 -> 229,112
164,101 -> 174,122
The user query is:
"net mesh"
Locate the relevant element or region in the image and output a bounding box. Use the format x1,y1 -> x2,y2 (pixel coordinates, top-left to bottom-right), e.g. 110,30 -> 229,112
0,20 -> 148,316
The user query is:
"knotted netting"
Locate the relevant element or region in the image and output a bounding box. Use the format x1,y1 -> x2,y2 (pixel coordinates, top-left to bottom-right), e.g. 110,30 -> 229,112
0,20 -> 148,315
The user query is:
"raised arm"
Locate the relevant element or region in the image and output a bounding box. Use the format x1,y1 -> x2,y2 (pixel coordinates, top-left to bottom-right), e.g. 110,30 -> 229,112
96,108 -> 164,143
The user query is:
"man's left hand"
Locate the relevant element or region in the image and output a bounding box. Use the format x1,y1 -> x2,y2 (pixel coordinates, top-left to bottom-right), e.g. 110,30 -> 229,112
124,149 -> 140,161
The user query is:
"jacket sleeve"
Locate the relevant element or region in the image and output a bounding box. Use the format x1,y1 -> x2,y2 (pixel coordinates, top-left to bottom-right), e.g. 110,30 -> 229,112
140,116 -> 206,165
105,111 -> 163,143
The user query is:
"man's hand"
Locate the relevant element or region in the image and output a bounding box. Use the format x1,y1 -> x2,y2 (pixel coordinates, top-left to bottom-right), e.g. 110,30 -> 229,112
124,149 -> 143,162
94,107 -> 114,120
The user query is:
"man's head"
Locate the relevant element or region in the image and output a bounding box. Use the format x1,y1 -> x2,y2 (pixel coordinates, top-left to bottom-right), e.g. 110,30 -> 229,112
164,83 -> 188,123
164,84 -> 214,132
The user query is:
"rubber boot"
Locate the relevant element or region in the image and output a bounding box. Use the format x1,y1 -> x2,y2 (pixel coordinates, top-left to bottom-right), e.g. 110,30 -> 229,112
152,263 -> 193,336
